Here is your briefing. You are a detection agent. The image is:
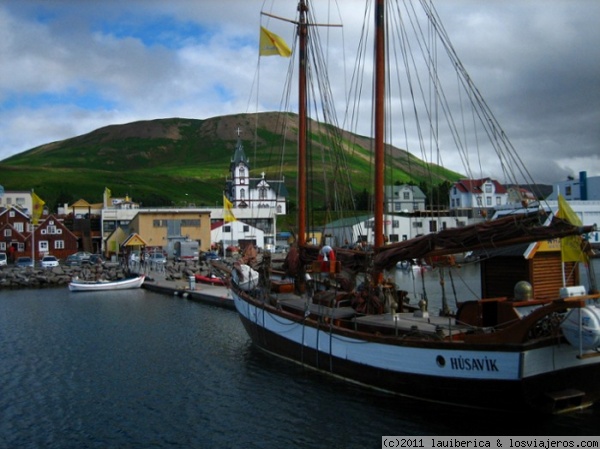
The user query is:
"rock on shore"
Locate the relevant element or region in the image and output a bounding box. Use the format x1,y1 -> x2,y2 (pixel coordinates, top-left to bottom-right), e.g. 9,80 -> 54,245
0,263 -> 130,289
0,259 -> 230,290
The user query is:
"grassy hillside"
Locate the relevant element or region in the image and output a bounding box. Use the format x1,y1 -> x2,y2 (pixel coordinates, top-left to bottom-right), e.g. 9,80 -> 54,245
0,112 -> 462,211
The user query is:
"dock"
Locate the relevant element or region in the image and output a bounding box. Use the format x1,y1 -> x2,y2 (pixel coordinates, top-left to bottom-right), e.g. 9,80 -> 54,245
142,271 -> 234,310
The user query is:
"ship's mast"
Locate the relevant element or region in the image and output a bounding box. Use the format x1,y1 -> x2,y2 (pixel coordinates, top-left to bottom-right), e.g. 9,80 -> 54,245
374,0 -> 385,249
297,0 -> 308,247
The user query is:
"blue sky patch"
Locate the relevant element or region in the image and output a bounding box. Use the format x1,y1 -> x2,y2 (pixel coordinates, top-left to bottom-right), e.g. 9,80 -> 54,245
1,89 -> 117,112
95,15 -> 213,49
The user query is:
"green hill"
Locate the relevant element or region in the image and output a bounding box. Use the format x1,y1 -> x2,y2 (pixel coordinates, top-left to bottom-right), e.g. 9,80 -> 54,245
0,112 -> 461,213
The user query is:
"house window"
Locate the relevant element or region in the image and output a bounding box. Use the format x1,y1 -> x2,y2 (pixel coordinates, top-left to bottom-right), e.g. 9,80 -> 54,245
486,197 -> 492,206
14,222 -> 23,232
403,192 -> 410,200
54,240 -> 65,249
243,225 -> 249,232
259,188 -> 267,200
485,183 -> 492,193
429,221 -> 438,232
224,225 -> 231,233
566,185 -> 572,196
476,197 -> 483,206
9,211 -> 15,217
240,189 -> 246,200
39,241 -> 49,252
4,229 -> 11,237
0,242 -> 5,250
47,226 -> 57,234
496,196 -> 501,205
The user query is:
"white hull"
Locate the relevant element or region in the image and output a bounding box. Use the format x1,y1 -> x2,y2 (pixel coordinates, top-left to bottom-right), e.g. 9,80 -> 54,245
68,275 -> 146,292
231,286 -> 600,412
233,292 -> 593,381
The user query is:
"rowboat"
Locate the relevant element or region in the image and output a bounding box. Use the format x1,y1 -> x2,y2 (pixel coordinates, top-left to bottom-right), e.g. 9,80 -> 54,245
68,275 -> 146,292
194,273 -> 225,286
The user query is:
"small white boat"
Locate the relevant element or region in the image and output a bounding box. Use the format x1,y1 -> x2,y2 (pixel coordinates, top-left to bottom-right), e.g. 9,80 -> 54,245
68,275 -> 146,292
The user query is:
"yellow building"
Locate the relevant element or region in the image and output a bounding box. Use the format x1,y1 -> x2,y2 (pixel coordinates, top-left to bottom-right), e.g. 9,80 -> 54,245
128,209 -> 212,256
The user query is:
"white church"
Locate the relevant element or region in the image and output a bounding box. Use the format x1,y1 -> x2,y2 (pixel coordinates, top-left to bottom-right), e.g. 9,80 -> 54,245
225,132 -> 287,215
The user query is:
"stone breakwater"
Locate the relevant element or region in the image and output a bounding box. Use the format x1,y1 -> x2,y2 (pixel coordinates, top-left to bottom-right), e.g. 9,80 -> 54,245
0,260 -> 223,290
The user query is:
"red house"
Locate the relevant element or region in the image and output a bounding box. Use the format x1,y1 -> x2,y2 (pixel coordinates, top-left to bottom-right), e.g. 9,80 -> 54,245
26,214 -> 79,261
0,207 -> 31,261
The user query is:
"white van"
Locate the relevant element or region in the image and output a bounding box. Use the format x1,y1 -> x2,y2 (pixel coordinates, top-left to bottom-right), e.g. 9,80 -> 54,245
0,252 -> 7,267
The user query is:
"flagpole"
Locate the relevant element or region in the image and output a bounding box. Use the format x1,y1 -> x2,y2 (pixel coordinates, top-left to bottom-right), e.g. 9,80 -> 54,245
31,190 -> 35,266
31,218 -> 35,265
557,188 -> 567,287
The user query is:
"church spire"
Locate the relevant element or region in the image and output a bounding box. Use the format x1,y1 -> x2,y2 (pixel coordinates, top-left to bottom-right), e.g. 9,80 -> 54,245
231,127 -> 249,168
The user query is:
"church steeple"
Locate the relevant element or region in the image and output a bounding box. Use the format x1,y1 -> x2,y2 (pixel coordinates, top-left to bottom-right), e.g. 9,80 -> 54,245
231,126 -> 249,169
223,126 -> 288,215
230,127 -> 250,207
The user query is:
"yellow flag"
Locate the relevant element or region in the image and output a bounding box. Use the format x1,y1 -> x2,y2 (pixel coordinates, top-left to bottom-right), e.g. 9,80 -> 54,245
259,26 -> 292,57
31,191 -> 45,225
224,195 -> 236,222
556,194 -> 586,263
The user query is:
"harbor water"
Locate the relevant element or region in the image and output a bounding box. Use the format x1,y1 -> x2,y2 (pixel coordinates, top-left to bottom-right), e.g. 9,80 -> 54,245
1,261 -> 599,448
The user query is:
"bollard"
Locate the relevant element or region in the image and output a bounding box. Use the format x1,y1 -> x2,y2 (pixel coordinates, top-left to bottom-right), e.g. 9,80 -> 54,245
189,276 -> 196,291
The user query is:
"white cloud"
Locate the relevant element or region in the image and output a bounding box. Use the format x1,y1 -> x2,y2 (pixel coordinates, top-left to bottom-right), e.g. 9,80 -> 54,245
0,0 -> 599,185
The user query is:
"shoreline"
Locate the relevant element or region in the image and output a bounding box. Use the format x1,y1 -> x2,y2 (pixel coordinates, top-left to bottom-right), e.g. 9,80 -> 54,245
0,259 -> 227,291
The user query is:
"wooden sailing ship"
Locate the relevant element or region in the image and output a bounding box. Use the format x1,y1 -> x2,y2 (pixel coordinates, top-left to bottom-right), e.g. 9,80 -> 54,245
227,0 -> 600,413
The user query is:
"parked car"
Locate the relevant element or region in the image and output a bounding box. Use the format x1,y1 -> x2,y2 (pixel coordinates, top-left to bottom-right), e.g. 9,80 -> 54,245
41,255 -> 59,268
88,254 -> 105,265
0,252 -> 6,267
65,254 -> 82,266
65,251 -> 92,266
73,251 -> 92,263
15,256 -> 34,268
146,252 -> 166,264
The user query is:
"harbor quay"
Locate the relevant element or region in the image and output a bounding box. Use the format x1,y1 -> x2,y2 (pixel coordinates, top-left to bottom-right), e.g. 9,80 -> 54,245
0,259 -> 234,310
142,269 -> 234,309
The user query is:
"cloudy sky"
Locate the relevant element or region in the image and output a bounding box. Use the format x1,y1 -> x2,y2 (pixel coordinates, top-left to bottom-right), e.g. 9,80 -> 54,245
1,0 -> 599,185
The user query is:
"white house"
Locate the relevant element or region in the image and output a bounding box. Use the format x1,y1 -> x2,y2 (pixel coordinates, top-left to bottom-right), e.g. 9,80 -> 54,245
385,184 -> 426,213
449,178 -> 509,211
322,214 -> 478,248
212,220 -> 265,251
0,189 -> 35,216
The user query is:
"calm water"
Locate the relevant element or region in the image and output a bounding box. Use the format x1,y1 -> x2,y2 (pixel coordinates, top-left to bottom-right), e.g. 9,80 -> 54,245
1,264 -> 599,449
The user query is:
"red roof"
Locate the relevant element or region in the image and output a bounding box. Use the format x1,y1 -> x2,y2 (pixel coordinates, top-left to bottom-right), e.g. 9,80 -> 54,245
453,178 -> 507,194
